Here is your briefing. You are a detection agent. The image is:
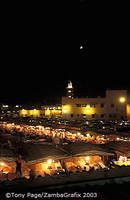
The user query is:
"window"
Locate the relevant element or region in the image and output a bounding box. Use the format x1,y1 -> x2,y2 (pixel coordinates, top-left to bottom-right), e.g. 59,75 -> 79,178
82,114 -> 86,117
40,113 -> 45,116
82,104 -> 87,107
92,114 -> 96,118
71,114 -> 74,118
90,104 -> 96,108
121,109 -> 124,113
109,114 -> 112,118
101,103 -> 104,108
111,104 -> 115,108
76,104 -> 81,107
101,114 -> 105,118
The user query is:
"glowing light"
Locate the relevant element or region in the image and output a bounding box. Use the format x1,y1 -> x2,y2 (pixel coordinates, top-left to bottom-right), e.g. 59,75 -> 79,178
81,104 -> 95,115
62,105 -> 71,113
127,105 -> 130,116
80,46 -> 83,49
29,109 -> 40,117
85,156 -> 90,162
2,105 -> 9,108
20,109 -> 28,116
86,109 -> 91,114
86,133 -> 91,137
45,109 -> 51,116
85,108 -> 95,115
0,162 -> 6,166
114,161 -> 130,166
67,81 -> 73,89
119,97 -> 126,103
47,159 -> 53,165
86,105 -> 90,108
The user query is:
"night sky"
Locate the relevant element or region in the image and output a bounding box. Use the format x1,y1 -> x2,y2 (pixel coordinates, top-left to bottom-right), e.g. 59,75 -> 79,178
0,1 -> 129,105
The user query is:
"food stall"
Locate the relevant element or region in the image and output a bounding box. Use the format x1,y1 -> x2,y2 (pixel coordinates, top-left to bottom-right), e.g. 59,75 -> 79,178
21,143 -> 69,178
63,142 -> 113,172
105,142 -> 130,166
0,148 -> 17,181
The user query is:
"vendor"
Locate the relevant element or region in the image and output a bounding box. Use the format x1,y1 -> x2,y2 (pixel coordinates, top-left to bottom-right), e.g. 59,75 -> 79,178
15,155 -> 24,177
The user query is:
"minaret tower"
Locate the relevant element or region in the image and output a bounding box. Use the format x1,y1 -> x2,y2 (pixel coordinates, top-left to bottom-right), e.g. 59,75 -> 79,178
66,81 -> 74,98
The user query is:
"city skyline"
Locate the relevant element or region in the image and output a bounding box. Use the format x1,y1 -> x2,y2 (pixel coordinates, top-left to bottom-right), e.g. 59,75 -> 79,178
0,78 -> 130,105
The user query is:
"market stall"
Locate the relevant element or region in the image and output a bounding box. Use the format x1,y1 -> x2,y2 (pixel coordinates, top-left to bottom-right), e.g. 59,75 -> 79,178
0,148 -> 17,181
105,142 -> 130,166
21,143 -> 70,178
63,142 -> 114,171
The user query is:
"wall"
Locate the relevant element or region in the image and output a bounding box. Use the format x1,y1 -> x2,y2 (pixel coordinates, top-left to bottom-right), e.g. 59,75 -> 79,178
127,104 -> 130,120
19,108 -> 62,118
105,90 -> 127,120
19,90 -> 129,120
19,109 -> 44,117
61,90 -> 128,120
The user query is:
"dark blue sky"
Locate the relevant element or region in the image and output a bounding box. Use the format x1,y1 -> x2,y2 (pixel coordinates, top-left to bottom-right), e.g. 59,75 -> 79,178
0,1 -> 129,104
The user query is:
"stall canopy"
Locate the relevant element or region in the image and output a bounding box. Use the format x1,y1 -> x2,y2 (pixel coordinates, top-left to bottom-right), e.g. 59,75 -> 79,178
0,147 -> 17,162
22,143 -> 70,165
63,142 -> 114,157
104,142 -> 130,157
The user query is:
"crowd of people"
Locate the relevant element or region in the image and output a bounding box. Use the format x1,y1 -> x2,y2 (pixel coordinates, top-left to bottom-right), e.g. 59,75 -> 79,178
1,121 -> 128,146
0,121 -> 129,183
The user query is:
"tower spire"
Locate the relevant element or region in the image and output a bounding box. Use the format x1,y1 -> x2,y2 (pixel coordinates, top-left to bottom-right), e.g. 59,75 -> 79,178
66,80 -> 74,98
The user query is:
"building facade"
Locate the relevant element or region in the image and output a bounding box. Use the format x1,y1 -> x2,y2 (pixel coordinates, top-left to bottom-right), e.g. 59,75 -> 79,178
6,81 -> 130,121
62,89 -> 129,120
19,105 -> 62,118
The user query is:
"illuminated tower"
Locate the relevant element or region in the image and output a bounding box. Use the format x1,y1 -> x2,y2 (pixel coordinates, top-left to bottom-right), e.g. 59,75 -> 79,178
66,81 -> 74,98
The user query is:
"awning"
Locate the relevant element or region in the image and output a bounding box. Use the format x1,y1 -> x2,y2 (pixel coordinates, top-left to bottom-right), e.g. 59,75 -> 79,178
22,143 -> 70,165
63,142 -> 114,157
0,148 -> 17,162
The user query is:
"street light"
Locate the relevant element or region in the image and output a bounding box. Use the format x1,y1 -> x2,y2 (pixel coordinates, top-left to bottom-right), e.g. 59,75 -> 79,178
119,97 -> 126,103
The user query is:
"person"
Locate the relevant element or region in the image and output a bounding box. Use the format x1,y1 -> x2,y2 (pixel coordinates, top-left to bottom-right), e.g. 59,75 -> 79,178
15,160 -> 22,177
15,155 -> 24,177
53,136 -> 60,148
85,165 -> 90,171
8,140 -> 12,148
94,164 -> 99,170
82,167 -> 87,172
29,169 -> 36,181
59,160 -> 69,175
89,166 -> 94,172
